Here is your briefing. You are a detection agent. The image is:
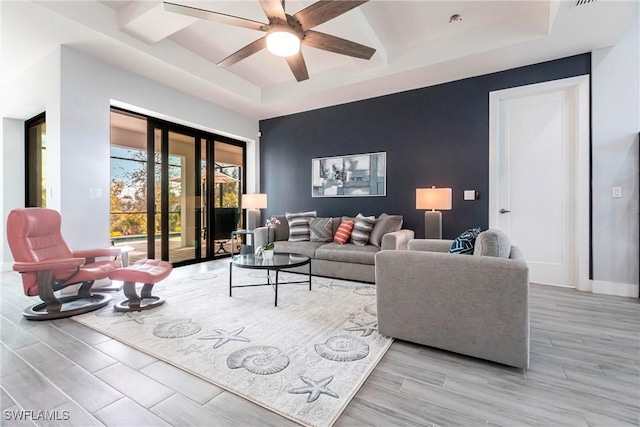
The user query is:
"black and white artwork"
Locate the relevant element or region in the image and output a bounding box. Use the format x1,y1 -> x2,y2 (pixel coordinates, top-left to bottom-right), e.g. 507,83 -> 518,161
312,152 -> 386,197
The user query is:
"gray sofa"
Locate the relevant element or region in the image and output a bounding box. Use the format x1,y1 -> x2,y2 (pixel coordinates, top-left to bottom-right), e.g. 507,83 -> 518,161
254,215 -> 414,283
375,230 -> 530,369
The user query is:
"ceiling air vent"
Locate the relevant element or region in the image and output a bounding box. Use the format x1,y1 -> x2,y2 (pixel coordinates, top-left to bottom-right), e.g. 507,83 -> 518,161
575,0 -> 597,6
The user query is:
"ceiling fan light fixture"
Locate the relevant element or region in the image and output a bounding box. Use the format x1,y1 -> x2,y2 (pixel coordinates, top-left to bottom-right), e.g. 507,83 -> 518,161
266,29 -> 301,57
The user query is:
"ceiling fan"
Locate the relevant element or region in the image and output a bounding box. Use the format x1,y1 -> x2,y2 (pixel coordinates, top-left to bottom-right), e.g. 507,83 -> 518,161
163,0 -> 376,82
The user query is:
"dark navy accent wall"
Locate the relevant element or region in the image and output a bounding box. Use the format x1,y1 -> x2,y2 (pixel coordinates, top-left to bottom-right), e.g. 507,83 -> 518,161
259,54 -> 591,239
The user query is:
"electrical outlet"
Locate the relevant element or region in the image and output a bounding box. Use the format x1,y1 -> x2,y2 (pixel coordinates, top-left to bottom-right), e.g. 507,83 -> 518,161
612,187 -> 622,198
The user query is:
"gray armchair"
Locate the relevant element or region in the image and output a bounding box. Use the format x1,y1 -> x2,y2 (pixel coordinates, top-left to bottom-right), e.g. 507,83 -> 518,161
375,230 -> 530,369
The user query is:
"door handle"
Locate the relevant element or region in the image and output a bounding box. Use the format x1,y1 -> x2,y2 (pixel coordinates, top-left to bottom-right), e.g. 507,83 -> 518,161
499,208 -> 511,214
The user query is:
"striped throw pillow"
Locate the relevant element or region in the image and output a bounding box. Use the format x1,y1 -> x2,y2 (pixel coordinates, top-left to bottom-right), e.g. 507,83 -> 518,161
286,211 -> 317,242
310,217 -> 333,242
334,220 -> 355,244
350,214 -> 377,246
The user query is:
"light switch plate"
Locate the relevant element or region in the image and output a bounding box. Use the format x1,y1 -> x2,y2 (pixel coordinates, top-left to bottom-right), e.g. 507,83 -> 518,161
464,190 -> 477,200
612,187 -> 622,198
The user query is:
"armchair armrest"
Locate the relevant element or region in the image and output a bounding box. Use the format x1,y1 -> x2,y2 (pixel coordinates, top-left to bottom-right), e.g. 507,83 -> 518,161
73,248 -> 121,259
408,239 -> 453,253
253,226 -> 270,250
381,229 -> 414,250
13,258 -> 85,273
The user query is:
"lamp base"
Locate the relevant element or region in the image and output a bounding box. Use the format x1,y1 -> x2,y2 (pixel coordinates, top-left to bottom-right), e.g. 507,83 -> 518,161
424,211 -> 442,239
247,209 -> 261,231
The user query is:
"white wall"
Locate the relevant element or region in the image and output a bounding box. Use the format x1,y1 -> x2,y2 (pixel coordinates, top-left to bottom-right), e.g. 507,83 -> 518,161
1,46 -> 258,268
592,16 -> 640,295
1,48 -> 61,270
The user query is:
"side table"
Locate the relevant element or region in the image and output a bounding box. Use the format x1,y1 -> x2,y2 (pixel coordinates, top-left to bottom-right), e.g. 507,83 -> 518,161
94,245 -> 136,291
231,229 -> 255,256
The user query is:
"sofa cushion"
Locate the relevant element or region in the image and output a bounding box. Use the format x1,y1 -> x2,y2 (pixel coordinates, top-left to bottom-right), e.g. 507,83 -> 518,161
310,217 -> 333,242
286,211 -> 317,242
316,243 -> 379,265
369,213 -> 403,247
273,215 -> 289,241
350,214 -> 377,246
474,229 -> 511,258
334,220 -> 355,244
449,227 -> 482,255
273,241 -> 326,258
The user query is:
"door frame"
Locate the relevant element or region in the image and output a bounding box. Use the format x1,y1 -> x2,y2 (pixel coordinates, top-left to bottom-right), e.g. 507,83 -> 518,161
488,75 -> 591,292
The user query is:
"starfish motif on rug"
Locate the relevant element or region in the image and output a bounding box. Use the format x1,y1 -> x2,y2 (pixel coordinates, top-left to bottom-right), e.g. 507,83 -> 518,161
317,283 -> 346,291
344,319 -> 378,337
112,312 -> 162,325
198,327 -> 250,349
177,343 -> 205,355
289,376 -> 339,403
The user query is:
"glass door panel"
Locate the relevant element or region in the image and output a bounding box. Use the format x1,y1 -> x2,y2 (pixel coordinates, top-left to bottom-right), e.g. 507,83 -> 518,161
201,138 -> 208,259
168,131 -> 200,264
213,141 -> 244,257
151,127 -> 163,260
110,111 -> 149,264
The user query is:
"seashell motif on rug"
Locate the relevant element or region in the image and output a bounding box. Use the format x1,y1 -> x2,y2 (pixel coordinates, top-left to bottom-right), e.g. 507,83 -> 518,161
73,266 -> 393,427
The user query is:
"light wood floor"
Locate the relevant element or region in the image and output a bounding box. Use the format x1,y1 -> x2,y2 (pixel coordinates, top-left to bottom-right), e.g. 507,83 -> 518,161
1,260 -> 639,426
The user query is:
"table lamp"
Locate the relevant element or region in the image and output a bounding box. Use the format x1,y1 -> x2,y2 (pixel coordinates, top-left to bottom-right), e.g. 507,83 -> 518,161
416,187 -> 452,239
242,193 -> 267,230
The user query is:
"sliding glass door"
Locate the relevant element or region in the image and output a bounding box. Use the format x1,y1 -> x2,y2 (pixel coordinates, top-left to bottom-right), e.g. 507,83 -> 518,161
110,108 -> 246,266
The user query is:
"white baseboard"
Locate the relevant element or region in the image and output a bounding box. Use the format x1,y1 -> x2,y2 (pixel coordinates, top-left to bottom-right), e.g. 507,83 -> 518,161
591,280 -> 639,298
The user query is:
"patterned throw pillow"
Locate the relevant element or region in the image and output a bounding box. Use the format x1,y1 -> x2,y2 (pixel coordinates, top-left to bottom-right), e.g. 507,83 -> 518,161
449,227 -> 483,255
286,211 -> 317,242
334,220 -> 355,244
310,217 -> 333,242
350,213 -> 377,246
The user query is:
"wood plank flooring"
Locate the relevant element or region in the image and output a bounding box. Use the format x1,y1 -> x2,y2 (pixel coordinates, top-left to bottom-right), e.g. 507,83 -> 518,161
1,260 -> 638,426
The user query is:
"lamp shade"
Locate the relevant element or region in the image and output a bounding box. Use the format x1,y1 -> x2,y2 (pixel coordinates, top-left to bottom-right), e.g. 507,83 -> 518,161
242,193 -> 267,209
416,187 -> 452,210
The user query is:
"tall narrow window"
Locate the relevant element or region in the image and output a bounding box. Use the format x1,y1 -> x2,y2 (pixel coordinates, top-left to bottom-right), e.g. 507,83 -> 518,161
25,113 -> 46,207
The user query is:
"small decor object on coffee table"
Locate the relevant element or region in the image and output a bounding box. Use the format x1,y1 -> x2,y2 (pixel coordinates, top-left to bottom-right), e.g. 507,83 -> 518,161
256,242 -> 275,259
230,253 -> 312,306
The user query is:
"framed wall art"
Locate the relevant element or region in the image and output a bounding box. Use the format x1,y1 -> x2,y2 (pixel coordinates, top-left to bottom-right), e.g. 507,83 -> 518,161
312,152 -> 386,197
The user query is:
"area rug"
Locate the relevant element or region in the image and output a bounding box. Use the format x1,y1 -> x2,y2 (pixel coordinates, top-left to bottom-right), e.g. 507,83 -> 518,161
73,267 -> 392,427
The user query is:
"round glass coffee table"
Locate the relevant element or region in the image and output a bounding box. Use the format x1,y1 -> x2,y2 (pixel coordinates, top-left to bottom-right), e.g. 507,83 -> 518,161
229,252 -> 312,306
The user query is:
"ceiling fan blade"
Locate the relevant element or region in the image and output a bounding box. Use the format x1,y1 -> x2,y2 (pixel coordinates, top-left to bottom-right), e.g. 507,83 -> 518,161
258,0 -> 286,21
217,37 -> 267,67
285,52 -> 310,82
294,0 -> 368,30
163,2 -> 268,32
303,30 -> 375,60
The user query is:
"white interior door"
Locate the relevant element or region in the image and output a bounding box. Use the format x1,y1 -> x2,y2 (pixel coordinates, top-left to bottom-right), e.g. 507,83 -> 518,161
495,89 -> 576,287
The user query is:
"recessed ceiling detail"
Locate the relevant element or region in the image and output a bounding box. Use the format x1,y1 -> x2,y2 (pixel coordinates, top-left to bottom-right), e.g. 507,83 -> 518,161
3,1 -> 637,120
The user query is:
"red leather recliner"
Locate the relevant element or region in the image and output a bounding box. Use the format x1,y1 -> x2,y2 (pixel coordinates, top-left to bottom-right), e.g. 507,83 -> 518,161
6,208 -> 121,320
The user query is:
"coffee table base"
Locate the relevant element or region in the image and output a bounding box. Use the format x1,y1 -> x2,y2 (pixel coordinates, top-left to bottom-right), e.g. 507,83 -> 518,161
229,260 -> 312,307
